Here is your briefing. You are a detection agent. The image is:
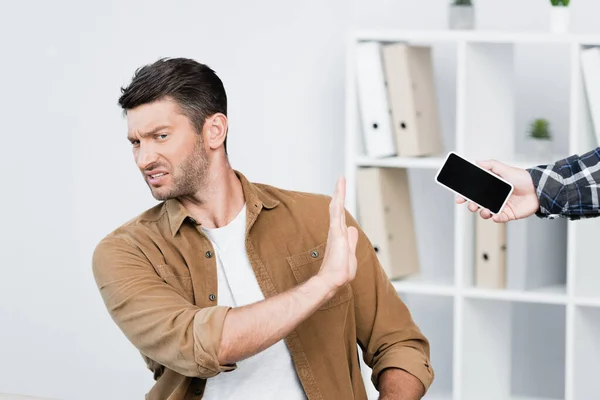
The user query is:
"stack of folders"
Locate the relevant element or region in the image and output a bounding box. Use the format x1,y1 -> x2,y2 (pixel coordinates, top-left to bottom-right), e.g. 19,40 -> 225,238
355,41 -> 444,158
355,41 -> 445,279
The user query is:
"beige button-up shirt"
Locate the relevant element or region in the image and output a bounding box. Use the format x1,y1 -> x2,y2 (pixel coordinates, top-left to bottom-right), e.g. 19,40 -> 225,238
92,171 -> 433,399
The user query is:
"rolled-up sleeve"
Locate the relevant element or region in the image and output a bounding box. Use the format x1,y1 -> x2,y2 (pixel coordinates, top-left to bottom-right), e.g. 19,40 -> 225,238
193,306 -> 235,375
92,235 -> 236,378
527,148 -> 600,220
347,212 -> 434,392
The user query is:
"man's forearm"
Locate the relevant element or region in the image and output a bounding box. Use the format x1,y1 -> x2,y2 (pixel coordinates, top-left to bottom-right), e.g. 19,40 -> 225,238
378,368 -> 425,400
217,274 -> 336,365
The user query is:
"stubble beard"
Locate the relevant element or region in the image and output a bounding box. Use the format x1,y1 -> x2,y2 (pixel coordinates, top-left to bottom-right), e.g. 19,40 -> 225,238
151,138 -> 209,201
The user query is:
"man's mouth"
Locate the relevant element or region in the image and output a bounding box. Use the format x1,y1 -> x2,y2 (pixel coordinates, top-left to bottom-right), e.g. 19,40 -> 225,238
147,172 -> 169,185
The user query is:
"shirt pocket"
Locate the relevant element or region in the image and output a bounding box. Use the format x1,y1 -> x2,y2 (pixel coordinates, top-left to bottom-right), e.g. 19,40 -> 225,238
286,242 -> 353,311
155,264 -> 195,299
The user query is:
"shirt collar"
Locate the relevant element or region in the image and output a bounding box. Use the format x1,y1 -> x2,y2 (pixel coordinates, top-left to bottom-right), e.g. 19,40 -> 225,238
166,170 -> 279,237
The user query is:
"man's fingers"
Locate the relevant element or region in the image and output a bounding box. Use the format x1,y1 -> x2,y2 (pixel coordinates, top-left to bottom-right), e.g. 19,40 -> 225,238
480,208 -> 492,219
338,177 -> 347,231
456,195 -> 466,205
329,177 -> 344,233
476,159 -> 494,171
492,213 -> 507,223
468,202 -> 479,213
347,226 -> 358,255
477,159 -> 509,178
329,180 -> 340,223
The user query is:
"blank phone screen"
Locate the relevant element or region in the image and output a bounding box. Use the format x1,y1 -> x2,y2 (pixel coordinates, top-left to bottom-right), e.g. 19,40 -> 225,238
436,153 -> 513,214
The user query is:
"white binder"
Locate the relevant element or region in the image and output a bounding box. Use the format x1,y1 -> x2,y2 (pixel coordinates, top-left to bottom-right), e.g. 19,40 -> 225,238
355,41 -> 396,158
581,47 -> 600,146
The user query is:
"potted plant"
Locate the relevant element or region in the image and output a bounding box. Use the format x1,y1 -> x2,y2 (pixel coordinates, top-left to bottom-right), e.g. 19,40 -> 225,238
528,118 -> 553,159
449,0 -> 475,30
550,0 -> 571,33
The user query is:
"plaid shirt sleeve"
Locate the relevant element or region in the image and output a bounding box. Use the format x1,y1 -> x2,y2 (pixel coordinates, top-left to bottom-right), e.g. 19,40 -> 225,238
527,147 -> 600,220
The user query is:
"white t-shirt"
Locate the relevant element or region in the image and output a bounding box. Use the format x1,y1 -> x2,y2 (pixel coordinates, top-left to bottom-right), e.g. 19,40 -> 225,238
200,205 -> 307,400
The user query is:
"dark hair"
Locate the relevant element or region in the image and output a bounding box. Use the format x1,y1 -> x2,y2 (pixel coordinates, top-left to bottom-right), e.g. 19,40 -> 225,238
118,57 -> 228,153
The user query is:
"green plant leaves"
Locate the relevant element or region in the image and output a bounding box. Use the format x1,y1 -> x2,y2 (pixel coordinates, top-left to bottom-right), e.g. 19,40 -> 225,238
528,118 -> 552,140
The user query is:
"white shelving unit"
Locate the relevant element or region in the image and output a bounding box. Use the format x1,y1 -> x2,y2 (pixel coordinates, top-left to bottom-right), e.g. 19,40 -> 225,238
345,30 -> 600,400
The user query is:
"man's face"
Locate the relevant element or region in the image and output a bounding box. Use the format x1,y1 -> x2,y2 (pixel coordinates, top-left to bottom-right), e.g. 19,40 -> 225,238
126,98 -> 209,201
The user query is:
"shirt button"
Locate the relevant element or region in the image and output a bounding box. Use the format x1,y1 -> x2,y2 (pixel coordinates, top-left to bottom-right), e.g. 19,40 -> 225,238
209,294 -> 216,301
205,250 -> 213,258
194,388 -> 202,396
311,250 -> 319,258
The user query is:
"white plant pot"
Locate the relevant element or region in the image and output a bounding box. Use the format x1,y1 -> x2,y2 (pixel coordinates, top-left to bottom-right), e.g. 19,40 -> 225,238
449,5 -> 475,30
550,7 -> 570,34
528,138 -> 553,161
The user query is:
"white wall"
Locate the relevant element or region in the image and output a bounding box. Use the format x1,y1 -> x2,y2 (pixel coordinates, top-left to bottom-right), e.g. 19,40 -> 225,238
1,0 -> 599,399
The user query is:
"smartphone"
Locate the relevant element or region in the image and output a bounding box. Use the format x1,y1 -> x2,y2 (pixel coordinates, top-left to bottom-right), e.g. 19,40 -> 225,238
435,151 -> 514,215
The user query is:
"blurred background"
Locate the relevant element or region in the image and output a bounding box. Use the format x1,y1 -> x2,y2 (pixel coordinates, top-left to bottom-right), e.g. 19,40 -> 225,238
2,1 -> 600,399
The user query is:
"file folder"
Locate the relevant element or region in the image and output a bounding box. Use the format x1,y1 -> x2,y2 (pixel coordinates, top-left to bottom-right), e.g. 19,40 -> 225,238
356,167 -> 419,279
382,43 -> 444,157
475,217 -> 506,289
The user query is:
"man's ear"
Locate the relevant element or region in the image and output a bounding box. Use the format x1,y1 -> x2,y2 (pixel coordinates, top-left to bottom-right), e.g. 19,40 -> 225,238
205,113 -> 228,150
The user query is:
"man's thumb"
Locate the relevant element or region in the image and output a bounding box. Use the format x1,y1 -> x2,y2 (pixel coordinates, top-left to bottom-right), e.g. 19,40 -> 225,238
477,159 -> 505,177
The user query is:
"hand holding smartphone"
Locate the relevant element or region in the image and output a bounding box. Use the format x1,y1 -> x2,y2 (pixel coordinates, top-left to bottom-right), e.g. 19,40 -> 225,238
435,152 -> 514,215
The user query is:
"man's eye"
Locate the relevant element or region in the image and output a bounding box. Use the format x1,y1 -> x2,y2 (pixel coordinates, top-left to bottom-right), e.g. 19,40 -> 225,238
131,140 -> 140,146
157,134 -> 168,140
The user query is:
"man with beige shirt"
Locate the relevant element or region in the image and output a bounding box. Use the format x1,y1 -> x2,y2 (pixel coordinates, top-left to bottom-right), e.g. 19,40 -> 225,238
92,57 -> 433,399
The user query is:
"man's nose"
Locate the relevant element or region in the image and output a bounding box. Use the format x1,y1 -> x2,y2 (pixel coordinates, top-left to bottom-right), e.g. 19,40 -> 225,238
136,144 -> 158,170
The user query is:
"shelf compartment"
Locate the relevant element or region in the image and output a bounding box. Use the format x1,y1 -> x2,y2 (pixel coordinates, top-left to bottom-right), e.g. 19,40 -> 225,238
463,212 -> 567,297
573,306 -> 600,400
461,42 -> 571,163
408,169 -> 455,287
572,218 -> 600,299
461,298 -> 565,400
